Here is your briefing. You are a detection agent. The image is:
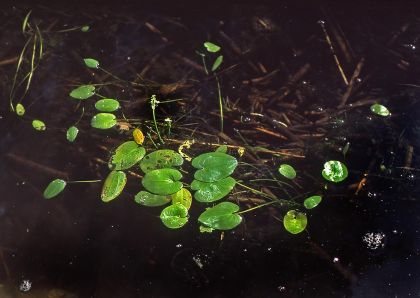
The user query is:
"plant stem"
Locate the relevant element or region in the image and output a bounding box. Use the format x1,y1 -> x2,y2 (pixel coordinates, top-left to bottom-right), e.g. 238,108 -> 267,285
67,179 -> 102,184
236,182 -> 299,207
215,75 -> 224,132
151,95 -> 164,144
236,201 -> 276,215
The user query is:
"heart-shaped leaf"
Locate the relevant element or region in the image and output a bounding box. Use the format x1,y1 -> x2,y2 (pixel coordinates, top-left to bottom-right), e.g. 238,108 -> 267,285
191,177 -> 236,202
69,85 -> 95,99
370,103 -> 390,117
84,58 -> 99,68
95,98 -> 120,112
32,119 -> 46,131
142,168 -> 183,195
134,191 -> 171,207
322,160 -> 348,183
211,55 -> 223,72
304,195 -> 322,209
108,141 -> 146,170
198,202 -> 242,230
16,103 -> 25,116
140,149 -> 184,173
192,152 -> 237,182
91,113 -> 117,129
171,188 -> 192,210
204,41 -> 221,53
283,210 -> 307,234
66,126 -> 79,142
279,164 -> 296,179
43,179 -> 67,199
160,203 -> 188,229
101,170 -> 126,202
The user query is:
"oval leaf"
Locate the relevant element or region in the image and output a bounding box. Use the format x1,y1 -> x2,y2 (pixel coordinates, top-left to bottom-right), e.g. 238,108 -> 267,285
91,113 -> 117,129
43,179 -> 66,199
204,41 -> 221,53
66,126 -> 79,142
283,210 -> 307,234
191,177 -> 236,202
322,160 -> 348,183
198,202 -> 242,230
142,168 -> 183,195
370,103 -> 390,117
95,98 -> 120,112
215,145 -> 228,153
69,85 -> 95,100
81,25 -> 90,32
134,191 -> 171,207
304,195 -> 322,209
133,128 -> 145,145
160,203 -> 188,229
32,119 -> 46,131
192,152 -> 237,182
279,164 -> 296,179
84,58 -> 99,68
108,141 -> 146,170
16,103 -> 25,116
140,149 -> 183,173
211,55 -> 223,72
171,188 -> 192,210
101,171 -> 126,202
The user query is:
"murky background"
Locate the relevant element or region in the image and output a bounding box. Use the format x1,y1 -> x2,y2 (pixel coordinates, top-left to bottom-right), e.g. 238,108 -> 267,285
0,1 -> 420,297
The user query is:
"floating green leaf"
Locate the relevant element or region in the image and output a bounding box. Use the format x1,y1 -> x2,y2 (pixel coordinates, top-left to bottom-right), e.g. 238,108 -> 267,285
32,119 -> 46,131
278,164 -> 296,179
140,149 -> 183,173
171,188 -> 192,210
108,141 -> 146,170
160,203 -> 188,229
134,191 -> 171,207
191,177 -> 236,202
198,202 -> 242,230
66,126 -> 79,142
283,210 -> 307,234
95,98 -> 120,112
43,179 -> 66,199
142,168 -> 183,195
370,103 -> 390,117
69,85 -> 95,100
84,58 -> 99,69
101,170 -> 126,202
192,152 -> 237,182
199,225 -> 214,233
215,145 -> 228,153
81,25 -> 90,32
204,41 -> 221,53
16,103 -> 25,116
211,55 -> 223,72
303,195 -> 322,209
91,113 -> 117,129
322,160 -> 348,183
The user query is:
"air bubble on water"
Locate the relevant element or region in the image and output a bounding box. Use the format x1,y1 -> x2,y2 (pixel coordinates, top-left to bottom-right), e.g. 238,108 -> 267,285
176,243 -> 182,248
407,173 -> 416,181
19,280 -> 32,292
356,77 -> 362,82
366,116 -> 373,121
317,20 -> 325,25
362,231 -> 386,250
127,56 -> 131,60
316,106 -> 324,112
403,44 -> 416,50
267,247 -> 272,252
367,192 -> 378,198
192,256 -> 203,269
333,257 -> 339,263
392,229 -> 398,234
278,285 -> 286,292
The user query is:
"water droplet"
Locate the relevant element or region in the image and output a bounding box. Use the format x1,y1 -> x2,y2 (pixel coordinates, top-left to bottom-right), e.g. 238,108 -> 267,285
367,192 -> 378,198
278,285 -> 286,292
362,231 -> 386,250
19,280 -> 32,292
403,44 -> 416,50
333,257 -> 339,263
176,243 -> 182,248
317,20 -> 325,25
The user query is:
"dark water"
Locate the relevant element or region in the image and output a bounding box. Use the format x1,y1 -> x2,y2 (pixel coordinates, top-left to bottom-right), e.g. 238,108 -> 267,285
0,1 -> 420,297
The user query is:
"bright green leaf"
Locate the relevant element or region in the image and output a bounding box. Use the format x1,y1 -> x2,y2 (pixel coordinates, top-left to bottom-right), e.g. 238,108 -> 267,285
134,191 -> 171,207
108,141 -> 146,170
69,85 -> 95,100
191,177 -> 236,202
199,225 -> 214,233
283,210 -> 307,234
303,195 -> 322,209
198,202 -> 242,230
91,113 -> 117,129
81,25 -> 90,32
204,41 -> 221,53
66,126 -> 79,142
32,119 -> 46,131
215,145 -> 228,153
43,179 -> 66,199
95,98 -> 120,112
211,55 -> 223,72
160,203 -> 188,229
142,168 -> 183,195
192,152 -> 237,182
16,103 -> 25,116
370,103 -> 390,117
322,160 -> 348,183
140,149 -> 183,173
279,164 -> 296,179
84,58 -> 99,68
171,188 -> 192,210
101,170 -> 126,202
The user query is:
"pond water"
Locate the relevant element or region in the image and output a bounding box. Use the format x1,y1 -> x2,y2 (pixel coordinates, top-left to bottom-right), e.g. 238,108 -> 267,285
0,1 -> 420,297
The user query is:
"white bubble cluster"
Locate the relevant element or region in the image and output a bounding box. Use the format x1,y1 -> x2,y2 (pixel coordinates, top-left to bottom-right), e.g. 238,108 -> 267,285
19,279 -> 32,292
362,232 -> 386,250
